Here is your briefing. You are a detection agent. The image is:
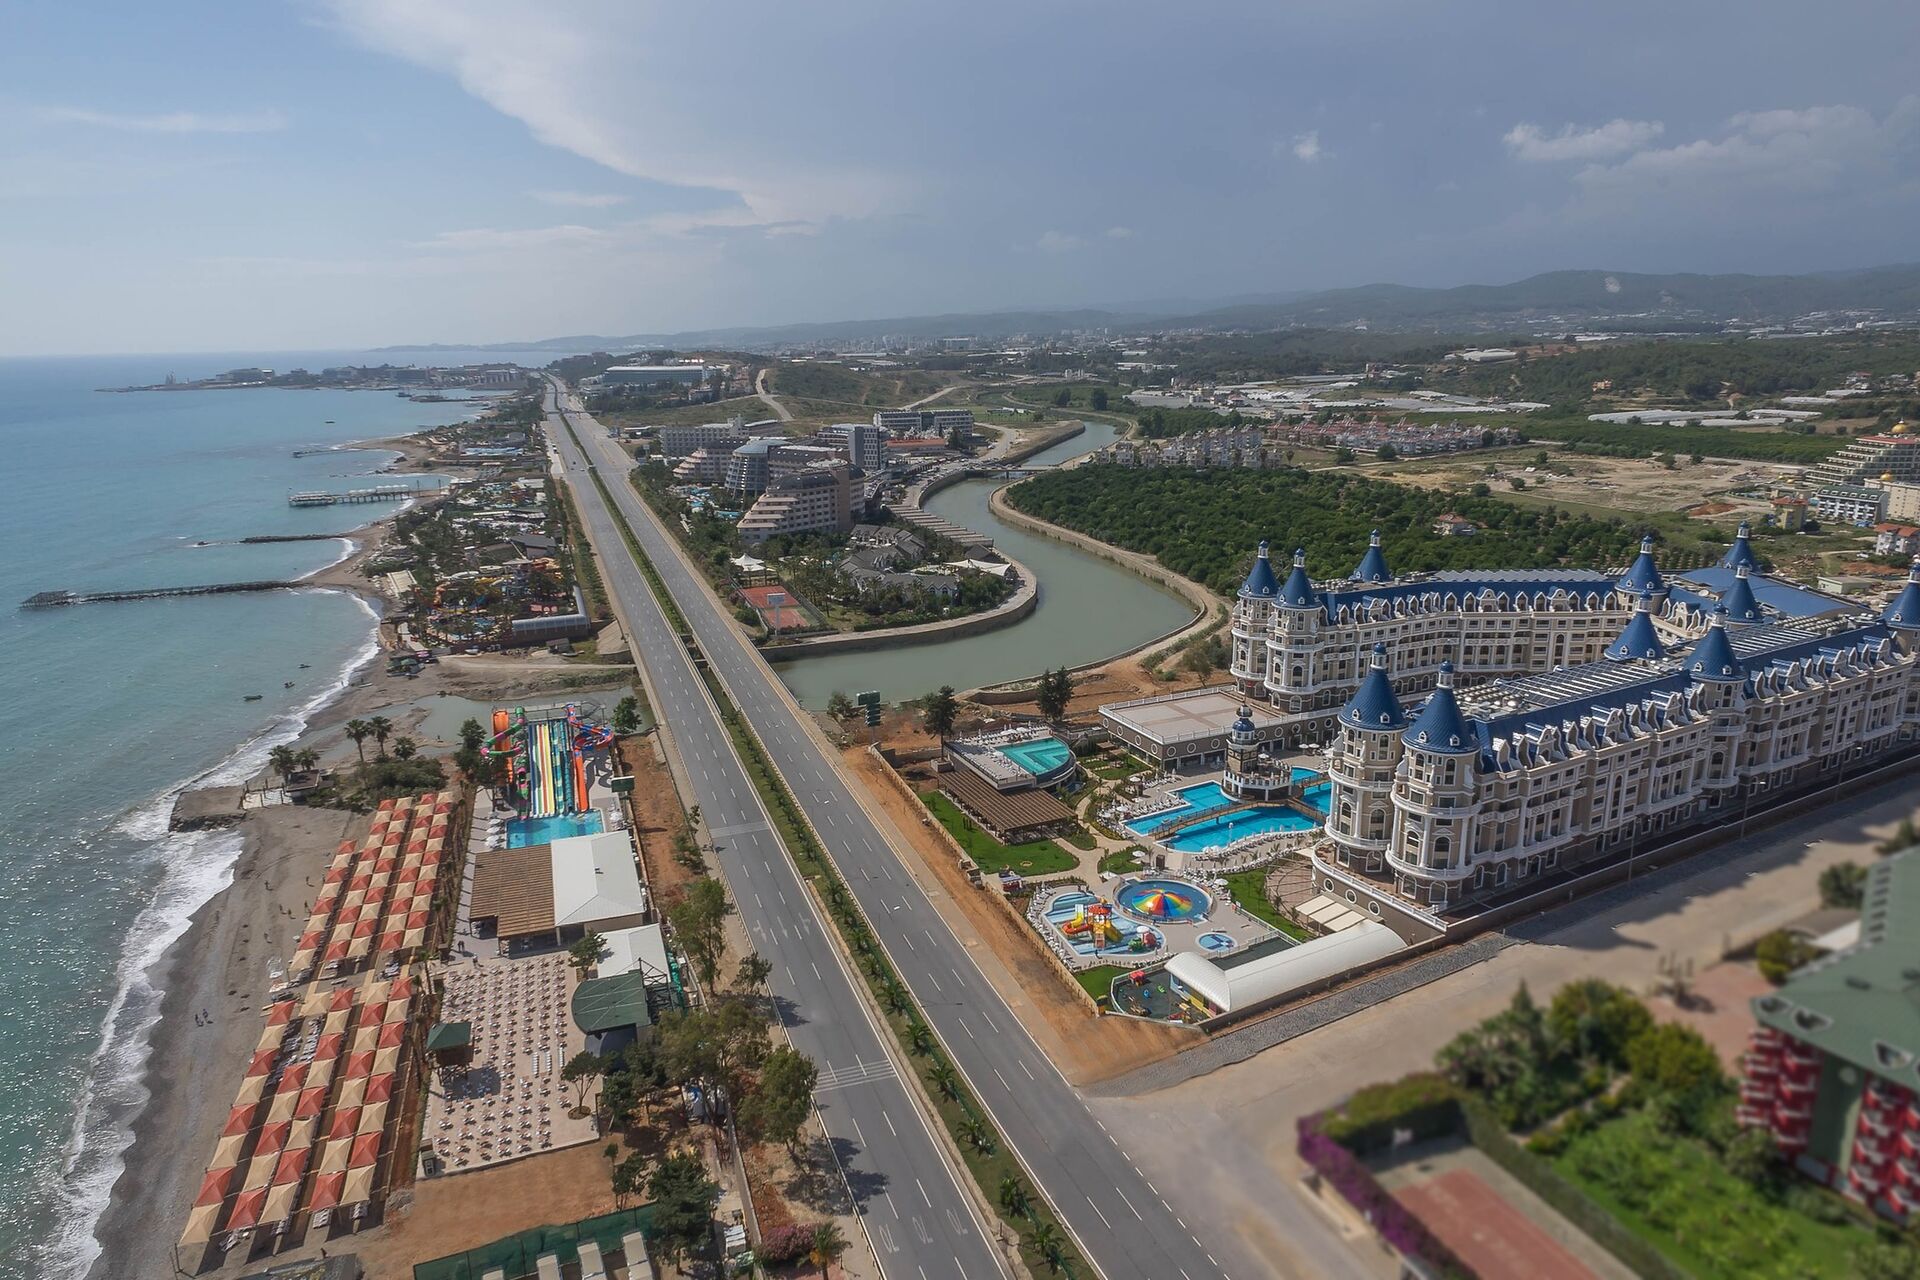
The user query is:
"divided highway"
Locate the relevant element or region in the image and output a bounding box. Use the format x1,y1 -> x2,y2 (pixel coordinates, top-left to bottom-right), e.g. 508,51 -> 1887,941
543,386 -> 1011,1280
546,381 -> 1256,1280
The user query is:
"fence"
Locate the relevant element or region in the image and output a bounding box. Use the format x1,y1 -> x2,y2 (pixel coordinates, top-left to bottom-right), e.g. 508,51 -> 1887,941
412,1206 -> 655,1280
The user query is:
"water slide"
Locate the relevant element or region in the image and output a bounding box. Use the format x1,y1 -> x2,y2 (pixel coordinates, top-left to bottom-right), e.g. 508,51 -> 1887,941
571,751 -> 589,813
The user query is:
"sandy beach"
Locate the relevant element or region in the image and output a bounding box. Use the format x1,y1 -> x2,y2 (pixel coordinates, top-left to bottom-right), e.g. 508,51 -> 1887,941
85,429 -> 638,1278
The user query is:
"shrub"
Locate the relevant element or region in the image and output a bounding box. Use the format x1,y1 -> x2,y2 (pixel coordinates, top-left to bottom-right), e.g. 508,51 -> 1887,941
1318,1073 -> 1461,1153
1626,1024 -> 1724,1099
1756,928 -> 1819,984
1297,1116 -> 1475,1278
1528,1127 -> 1569,1157
758,1222 -> 814,1264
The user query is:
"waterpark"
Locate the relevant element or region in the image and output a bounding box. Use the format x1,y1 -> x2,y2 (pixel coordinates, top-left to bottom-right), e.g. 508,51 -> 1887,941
947,723 -> 1082,792
484,701 -> 617,846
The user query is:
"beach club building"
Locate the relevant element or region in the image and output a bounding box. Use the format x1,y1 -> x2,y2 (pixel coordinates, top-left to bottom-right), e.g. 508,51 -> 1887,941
469,830 -> 648,946
1739,849 -> 1920,1222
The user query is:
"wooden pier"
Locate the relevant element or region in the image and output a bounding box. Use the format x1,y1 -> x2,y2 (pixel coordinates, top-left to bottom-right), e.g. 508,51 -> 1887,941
288,483 -> 428,507
22,581 -> 301,608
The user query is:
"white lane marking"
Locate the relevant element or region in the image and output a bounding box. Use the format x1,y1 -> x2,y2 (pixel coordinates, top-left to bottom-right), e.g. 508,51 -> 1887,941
882,1110 -> 897,1136
811,961 -> 823,980
1087,1197 -> 1112,1229
1018,1060 -> 1034,1080
850,1116 -> 866,1145
992,1068 -> 1010,1091
929,971 -> 943,992
959,1020 -> 975,1040
1117,1189 -> 1142,1220
784,966 -> 795,984
916,1178 -> 931,1208
883,1190 -> 899,1218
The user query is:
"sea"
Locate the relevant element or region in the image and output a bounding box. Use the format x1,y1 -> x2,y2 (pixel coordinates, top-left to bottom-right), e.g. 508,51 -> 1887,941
0,349 -> 566,1277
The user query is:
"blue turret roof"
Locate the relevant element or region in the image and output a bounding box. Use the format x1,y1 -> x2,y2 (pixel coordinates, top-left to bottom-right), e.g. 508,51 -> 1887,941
1719,521 -> 1760,572
1618,534 -> 1664,595
1604,590 -> 1667,661
1403,661 -> 1477,755
1351,530 -> 1392,584
1887,558 -> 1920,629
1231,705 -> 1257,736
1720,564 -> 1764,624
1685,609 -> 1742,681
1239,540 -> 1280,599
1279,548 -> 1317,608
1340,644 -> 1408,731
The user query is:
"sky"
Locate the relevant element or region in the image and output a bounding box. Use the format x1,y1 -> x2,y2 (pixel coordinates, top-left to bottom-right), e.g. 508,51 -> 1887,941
3,1 -> 1918,355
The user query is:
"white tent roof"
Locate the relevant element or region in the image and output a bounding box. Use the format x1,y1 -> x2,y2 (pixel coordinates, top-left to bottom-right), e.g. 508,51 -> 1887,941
551,832 -> 647,930
1166,921 -> 1404,1014
600,924 -> 672,980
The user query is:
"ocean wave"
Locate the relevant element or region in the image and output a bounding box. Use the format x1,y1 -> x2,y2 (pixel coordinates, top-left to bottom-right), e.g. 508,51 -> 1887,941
38,607 -> 383,1279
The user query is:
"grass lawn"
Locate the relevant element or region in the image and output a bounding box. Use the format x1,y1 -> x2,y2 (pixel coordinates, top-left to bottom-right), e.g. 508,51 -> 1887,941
1061,826 -> 1098,851
1224,869 -> 1310,940
1099,849 -> 1145,876
1550,1111 -> 1876,1280
919,792 -> 1078,876
1074,964 -> 1129,1005
1091,758 -> 1146,781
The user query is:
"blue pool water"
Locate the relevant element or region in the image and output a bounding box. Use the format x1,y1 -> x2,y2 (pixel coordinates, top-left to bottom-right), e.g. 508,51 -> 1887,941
1041,890 -> 1156,957
1197,932 -> 1236,952
1000,736 -> 1073,777
507,810 -> 604,847
1301,781 -> 1331,814
1162,806 -> 1319,854
1124,782 -> 1233,835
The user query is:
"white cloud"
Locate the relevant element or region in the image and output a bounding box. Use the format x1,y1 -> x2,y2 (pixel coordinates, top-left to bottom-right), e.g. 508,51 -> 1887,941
35,106 -> 288,134
1290,130 -> 1324,163
1503,118 -> 1664,162
1035,230 -> 1084,253
415,223 -> 611,253
1105,226 -> 1134,240
1571,98 -> 1920,201
530,189 -> 628,207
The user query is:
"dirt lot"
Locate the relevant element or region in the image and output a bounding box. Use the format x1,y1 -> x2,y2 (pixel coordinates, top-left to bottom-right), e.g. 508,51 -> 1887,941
1380,450 -> 1798,521
617,732 -> 700,911
839,744 -> 1189,1084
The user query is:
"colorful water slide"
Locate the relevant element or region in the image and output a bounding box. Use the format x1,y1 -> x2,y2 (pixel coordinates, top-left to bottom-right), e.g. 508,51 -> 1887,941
571,751 -> 589,812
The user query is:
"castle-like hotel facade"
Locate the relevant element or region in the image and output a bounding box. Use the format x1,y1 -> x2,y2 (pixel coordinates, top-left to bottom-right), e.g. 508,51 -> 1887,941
1227,525 -> 1920,913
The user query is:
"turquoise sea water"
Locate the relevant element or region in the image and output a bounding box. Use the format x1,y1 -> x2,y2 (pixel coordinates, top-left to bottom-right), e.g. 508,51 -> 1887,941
0,350 -> 556,1277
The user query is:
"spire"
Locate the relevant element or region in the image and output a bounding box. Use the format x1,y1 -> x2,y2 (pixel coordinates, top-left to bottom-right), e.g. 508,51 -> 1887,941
1239,539 -> 1279,599
1719,520 -> 1760,572
1402,660 -> 1477,755
1279,547 -> 1318,608
1720,563 -> 1763,624
1351,529 -> 1392,584
1886,556 -> 1920,630
1618,533 -> 1664,596
1685,608 -> 1743,682
1339,643 -> 1408,732
1604,589 -> 1667,661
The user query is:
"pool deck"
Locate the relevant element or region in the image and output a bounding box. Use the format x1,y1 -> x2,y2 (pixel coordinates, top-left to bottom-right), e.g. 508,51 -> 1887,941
1031,874 -> 1279,972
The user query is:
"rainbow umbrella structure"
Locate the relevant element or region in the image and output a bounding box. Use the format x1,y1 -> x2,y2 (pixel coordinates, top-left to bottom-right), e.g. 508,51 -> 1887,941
1129,888 -> 1194,918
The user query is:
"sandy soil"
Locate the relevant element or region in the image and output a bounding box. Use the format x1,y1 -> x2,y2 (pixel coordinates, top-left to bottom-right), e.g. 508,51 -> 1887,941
1382,450 -> 1799,521
839,745 -> 1189,1085
90,806 -> 361,1280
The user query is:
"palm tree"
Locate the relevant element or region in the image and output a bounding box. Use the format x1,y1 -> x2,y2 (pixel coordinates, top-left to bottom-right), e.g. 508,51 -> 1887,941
928,1062 -> 961,1103
998,1176 -> 1032,1219
344,719 -> 372,765
807,1221 -> 847,1278
293,747 -> 320,774
882,981 -> 911,1017
268,745 -> 297,786
391,736 -> 418,761
367,715 -> 393,760
1031,1222 -> 1067,1273
958,1116 -> 995,1155
907,1021 -> 934,1057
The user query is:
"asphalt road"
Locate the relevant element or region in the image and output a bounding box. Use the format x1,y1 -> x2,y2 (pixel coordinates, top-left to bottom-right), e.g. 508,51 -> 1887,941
546,382 -> 1263,1280
542,386 -> 1012,1280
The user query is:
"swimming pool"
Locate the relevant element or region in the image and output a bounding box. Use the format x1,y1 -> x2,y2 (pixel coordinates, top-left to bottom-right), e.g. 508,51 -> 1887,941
1000,736 -> 1073,777
1116,877 -> 1213,922
507,810 -> 604,847
1160,806 -> 1320,854
1300,781 -> 1331,814
1197,932 -> 1237,953
1041,890 -> 1156,957
1125,782 -> 1233,835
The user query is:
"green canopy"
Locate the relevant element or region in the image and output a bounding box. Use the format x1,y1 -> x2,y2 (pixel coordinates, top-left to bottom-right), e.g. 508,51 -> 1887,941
425,1020 -> 473,1052
570,973 -> 655,1035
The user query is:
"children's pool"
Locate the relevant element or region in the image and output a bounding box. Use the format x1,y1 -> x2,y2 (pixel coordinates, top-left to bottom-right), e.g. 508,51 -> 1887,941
507,810 -> 604,847
1124,782 -> 1233,835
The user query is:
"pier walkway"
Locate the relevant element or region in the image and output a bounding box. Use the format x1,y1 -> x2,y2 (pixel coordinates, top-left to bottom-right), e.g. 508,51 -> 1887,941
22,581 -> 300,607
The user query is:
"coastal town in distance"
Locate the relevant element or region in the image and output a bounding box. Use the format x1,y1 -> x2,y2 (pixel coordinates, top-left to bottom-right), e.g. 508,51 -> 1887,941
12,8 -> 1920,1280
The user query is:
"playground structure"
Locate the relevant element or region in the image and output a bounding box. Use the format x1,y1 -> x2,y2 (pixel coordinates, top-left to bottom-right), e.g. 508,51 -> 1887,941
1052,898 -> 1161,956
486,702 -> 614,819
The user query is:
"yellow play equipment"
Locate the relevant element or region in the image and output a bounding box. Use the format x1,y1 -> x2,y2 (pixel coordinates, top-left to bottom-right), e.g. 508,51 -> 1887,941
1060,902 -> 1124,947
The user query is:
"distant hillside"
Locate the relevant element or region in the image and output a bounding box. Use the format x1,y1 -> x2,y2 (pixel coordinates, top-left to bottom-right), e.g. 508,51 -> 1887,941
380,264 -> 1920,353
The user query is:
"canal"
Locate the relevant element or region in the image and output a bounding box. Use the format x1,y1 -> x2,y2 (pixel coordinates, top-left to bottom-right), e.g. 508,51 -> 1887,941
772,419 -> 1198,708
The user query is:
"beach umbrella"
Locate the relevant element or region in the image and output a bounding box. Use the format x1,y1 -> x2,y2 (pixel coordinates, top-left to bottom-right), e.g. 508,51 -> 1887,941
266,1091 -> 300,1125
406,909 -> 430,930
378,1019 -> 406,1049
342,1056 -> 374,1090
341,1165 -> 378,1206
255,1121 -> 292,1159
348,1132 -> 383,1168
276,1063 -> 309,1094
241,1152 -> 278,1195
296,927 -> 324,950
323,1009 -> 350,1037
388,976 -> 413,1000
314,1032 -> 344,1062
296,1086 -> 330,1120
233,1074 -> 267,1106
245,1047 -> 278,1078
330,987 -> 357,1013
308,1170 -> 347,1211
356,1100 -> 389,1136
318,1139 -> 351,1175
372,1045 -> 401,1075
289,948 -> 315,975
347,936 -> 372,960
220,1103 -> 258,1138
286,1116 -> 317,1150
263,1180 -> 302,1225
194,1164 -> 239,1207
364,1072 -> 395,1103
254,1022 -> 284,1051
227,1187 -> 269,1231
180,1203 -> 224,1246
377,798 -> 395,812
376,930 -> 405,954
211,1133 -> 248,1170
265,1000 -> 295,1027
322,939 -> 350,964
273,1148 -> 311,1189
402,927 -> 425,949
326,1108 -> 361,1142
306,1054 -> 337,1090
